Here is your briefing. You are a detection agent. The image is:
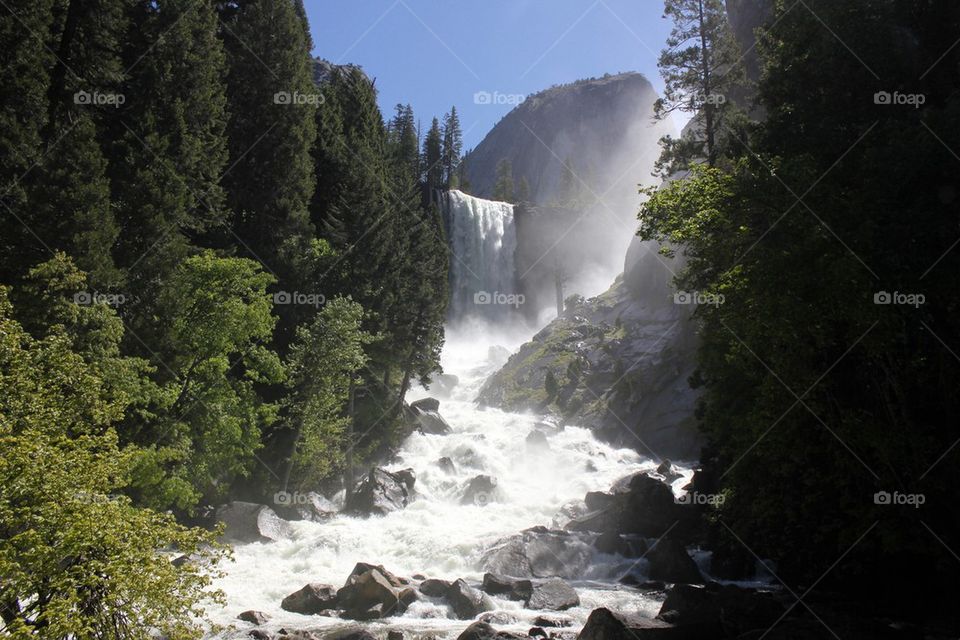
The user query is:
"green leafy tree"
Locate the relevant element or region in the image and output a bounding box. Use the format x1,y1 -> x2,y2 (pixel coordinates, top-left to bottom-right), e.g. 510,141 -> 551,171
0,286 -> 224,639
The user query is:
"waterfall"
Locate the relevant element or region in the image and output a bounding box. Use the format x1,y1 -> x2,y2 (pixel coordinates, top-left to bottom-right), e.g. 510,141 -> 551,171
443,190 -> 520,322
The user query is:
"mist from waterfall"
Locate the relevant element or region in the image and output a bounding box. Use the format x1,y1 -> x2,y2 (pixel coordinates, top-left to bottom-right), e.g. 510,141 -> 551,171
443,190 -> 520,324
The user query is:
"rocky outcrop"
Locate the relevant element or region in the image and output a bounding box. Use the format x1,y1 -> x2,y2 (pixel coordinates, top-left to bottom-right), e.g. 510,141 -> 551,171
215,502 -> 291,543
337,566 -> 406,619
281,583 -> 338,615
344,468 -> 416,516
477,274 -> 701,460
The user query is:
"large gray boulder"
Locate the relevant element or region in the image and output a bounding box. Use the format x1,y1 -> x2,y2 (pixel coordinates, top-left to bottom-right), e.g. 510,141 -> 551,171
481,573 -> 532,601
460,475 -> 498,506
481,526 -> 593,578
526,578 -> 580,611
337,567 -> 405,619
215,502 -> 291,543
446,579 -> 494,620
408,398 -> 452,435
281,583 -> 338,615
344,468 -> 416,516
579,607 -> 713,640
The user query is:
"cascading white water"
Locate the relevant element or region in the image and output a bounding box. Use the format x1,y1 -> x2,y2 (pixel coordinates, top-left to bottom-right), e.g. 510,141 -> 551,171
443,191 -> 519,321
204,328 -> 692,638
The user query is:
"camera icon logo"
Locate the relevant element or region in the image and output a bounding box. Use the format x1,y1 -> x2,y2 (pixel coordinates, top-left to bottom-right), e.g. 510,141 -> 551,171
474,91 -> 492,105
474,291 -> 491,305
274,91 -> 292,104
73,90 -> 92,105
873,291 -> 891,304
273,491 -> 292,505
873,491 -> 891,505
273,291 -> 292,305
874,91 -> 892,105
674,291 -> 692,304
73,291 -> 92,305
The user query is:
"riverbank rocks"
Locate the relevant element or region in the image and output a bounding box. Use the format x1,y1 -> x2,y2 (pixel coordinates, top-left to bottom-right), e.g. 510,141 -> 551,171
456,621 -> 498,640
447,578 -> 495,619
657,583 -> 785,637
646,536 -> 702,584
419,578 -> 452,597
482,526 -> 593,578
237,610 -> 271,624
461,475 -> 498,506
481,573 -> 533,601
578,607 -> 701,640
345,468 -> 416,516
215,502 -> 291,543
526,577 -> 580,611
280,583 -> 338,615
337,568 -> 404,619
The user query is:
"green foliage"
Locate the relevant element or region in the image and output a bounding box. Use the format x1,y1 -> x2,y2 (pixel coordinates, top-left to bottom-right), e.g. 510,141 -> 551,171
441,106 -> 463,187
493,158 -> 515,202
0,287 -> 224,639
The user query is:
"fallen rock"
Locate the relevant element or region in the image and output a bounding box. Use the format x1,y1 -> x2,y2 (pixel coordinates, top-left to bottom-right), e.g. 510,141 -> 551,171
645,537 -> 702,584
437,457 -> 457,474
237,610 -> 271,625
578,607 -> 707,640
461,475 -> 498,506
345,468 -> 416,516
481,527 -> 593,578
215,502 -> 291,543
280,583 -> 338,615
481,572 -> 532,601
456,621 -> 498,640
419,578 -> 452,597
337,568 -> 403,618
525,430 -> 550,452
447,578 -> 494,620
526,577 -> 579,611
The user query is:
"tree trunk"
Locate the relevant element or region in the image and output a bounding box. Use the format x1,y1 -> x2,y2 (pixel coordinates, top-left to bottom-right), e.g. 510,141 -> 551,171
697,0 -> 717,165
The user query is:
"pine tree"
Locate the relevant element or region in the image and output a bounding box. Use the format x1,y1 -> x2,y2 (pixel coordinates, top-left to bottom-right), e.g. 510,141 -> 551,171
422,117 -> 443,196
441,106 -> 463,188
654,0 -> 743,171
493,158 -> 514,202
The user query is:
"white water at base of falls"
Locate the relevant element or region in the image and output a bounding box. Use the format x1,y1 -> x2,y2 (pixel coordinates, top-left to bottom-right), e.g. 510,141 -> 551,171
204,327 -> 693,639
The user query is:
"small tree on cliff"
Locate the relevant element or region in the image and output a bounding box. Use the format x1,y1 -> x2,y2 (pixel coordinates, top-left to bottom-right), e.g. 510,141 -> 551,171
493,159 -> 515,202
654,0 -> 743,172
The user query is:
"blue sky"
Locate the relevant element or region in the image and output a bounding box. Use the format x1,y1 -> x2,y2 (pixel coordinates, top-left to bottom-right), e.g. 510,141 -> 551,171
305,0 -> 678,149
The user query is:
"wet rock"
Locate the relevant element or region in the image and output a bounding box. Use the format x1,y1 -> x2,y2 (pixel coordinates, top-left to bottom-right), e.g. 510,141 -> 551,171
617,474 -> 685,538
482,527 -> 593,578
437,457 -> 457,474
387,632 -> 404,640
249,630 -> 271,640
461,475 -> 498,506
584,491 -> 615,511
481,572 -> 532,601
593,531 -> 629,556
280,583 -> 338,615
337,568 -> 404,618
645,537 -> 702,584
345,562 -> 406,588
533,615 -> 573,628
529,628 -> 547,638
328,630 -> 377,640
345,468 -> 416,516
478,611 -> 520,625
526,577 -> 579,611
457,621 -> 498,640
237,610 -> 271,625
215,502 -> 291,543
657,583 -> 785,637
410,397 -> 441,413
656,460 -> 682,482
578,607 -> 699,640
525,430 -> 550,452
419,578 -> 452,597
447,578 -> 495,620
656,583 -> 721,631
409,398 -> 453,435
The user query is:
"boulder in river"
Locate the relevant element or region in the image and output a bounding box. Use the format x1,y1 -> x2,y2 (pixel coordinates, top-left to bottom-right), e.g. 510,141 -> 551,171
525,430 -> 550,452
337,567 -> 404,619
456,621 -> 498,640
481,526 -> 593,578
481,572 -> 532,601
215,501 -> 291,543
526,577 -> 579,611
280,583 -> 338,615
645,536 -> 702,584
657,583 -> 785,637
578,607 -> 703,640
446,578 -> 494,620
345,468 -> 416,516
419,577 -> 452,597
344,562 -> 407,588
436,456 -> 457,474
237,610 -> 271,625
460,475 -> 498,506
408,398 -> 453,435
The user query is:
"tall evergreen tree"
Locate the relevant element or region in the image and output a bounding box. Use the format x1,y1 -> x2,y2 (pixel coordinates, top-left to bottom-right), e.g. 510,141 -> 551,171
441,106 -> 463,187
421,117 -> 443,196
493,158 -> 514,202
